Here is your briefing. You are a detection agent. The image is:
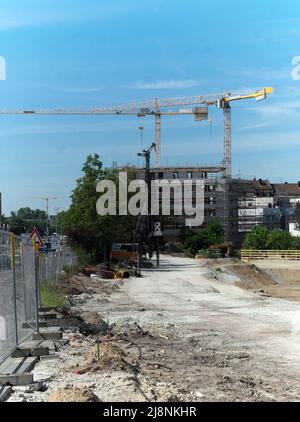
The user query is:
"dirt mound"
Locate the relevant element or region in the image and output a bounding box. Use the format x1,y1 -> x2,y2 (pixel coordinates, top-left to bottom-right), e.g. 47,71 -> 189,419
48,387 -> 100,402
71,341 -> 135,373
58,274 -> 120,296
226,264 -> 276,290
80,312 -> 108,335
57,308 -> 108,335
109,321 -> 150,338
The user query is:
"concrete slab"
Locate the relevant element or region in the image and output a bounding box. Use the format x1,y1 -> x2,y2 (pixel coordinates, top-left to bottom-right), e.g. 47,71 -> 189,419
0,356 -> 37,386
32,330 -> 62,341
39,306 -> 58,312
22,321 -> 47,329
0,373 -> 33,386
39,312 -> 57,320
11,348 -> 31,358
0,385 -> 12,401
39,319 -> 61,328
20,339 -> 55,350
12,382 -> 43,393
39,354 -> 59,361
0,356 -> 37,375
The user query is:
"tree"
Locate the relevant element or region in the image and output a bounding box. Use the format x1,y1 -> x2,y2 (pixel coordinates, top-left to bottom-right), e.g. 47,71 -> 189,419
266,229 -> 295,250
243,226 -> 297,250
8,207 -> 47,235
243,225 -> 269,250
183,219 -> 224,255
59,154 -> 137,263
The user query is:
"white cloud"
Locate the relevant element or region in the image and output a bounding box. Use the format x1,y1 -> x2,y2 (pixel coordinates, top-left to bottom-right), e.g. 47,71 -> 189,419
249,100 -> 300,118
56,87 -> 105,93
130,80 -> 204,90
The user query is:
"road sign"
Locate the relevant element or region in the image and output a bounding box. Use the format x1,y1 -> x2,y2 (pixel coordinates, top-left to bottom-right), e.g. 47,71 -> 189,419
153,221 -> 162,237
28,227 -> 44,246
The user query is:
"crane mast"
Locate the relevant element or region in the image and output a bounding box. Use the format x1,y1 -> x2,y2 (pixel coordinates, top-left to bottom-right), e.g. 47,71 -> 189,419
223,103 -> 232,178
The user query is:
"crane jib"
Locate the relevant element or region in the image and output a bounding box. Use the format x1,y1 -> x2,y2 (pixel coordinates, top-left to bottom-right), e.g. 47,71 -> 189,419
0,87 -> 273,171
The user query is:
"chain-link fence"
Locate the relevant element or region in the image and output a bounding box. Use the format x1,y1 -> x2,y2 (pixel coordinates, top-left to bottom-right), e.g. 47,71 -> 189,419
0,227 -> 77,365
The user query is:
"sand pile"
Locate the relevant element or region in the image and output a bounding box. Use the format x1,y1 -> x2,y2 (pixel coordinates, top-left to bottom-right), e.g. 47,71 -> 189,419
48,387 -> 100,402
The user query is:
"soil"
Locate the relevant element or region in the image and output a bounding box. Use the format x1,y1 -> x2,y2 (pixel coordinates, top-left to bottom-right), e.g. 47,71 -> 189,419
210,259 -> 300,302
58,274 -> 122,296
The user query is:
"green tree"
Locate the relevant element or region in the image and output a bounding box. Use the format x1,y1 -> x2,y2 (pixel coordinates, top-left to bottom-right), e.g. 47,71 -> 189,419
266,229 -> 295,250
59,154 -> 137,264
9,207 -> 47,235
183,219 -> 224,255
243,225 -> 269,250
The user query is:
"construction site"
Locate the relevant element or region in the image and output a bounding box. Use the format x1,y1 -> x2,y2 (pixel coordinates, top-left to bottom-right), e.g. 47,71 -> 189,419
0,84 -> 300,404
1,1 -> 300,410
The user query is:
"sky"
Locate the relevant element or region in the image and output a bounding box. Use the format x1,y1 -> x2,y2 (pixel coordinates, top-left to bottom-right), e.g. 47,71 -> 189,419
1,0 -> 300,214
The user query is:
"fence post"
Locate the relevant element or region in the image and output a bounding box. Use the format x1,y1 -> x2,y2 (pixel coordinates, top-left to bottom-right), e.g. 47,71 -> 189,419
33,241 -> 40,333
20,240 -> 28,320
10,233 -> 19,347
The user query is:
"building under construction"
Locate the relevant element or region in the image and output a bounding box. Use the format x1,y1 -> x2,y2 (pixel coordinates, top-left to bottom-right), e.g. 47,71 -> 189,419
132,165 -> 300,246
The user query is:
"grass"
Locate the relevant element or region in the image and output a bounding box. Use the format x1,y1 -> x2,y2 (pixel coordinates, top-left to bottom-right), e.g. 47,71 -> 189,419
40,281 -> 65,308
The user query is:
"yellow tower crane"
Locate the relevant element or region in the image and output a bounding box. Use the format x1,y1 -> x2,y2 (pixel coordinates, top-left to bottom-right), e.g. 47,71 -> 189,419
0,87 -> 272,176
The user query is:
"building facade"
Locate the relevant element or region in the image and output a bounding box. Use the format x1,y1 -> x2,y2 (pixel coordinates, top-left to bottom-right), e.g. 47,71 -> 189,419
127,166 -> 300,246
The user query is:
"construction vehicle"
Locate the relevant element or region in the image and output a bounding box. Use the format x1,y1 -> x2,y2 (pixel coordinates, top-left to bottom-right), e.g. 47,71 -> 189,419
110,243 -> 139,263
209,241 -> 233,257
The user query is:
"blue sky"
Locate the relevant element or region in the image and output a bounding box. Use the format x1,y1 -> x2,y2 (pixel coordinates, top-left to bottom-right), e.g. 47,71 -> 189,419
0,0 -> 300,214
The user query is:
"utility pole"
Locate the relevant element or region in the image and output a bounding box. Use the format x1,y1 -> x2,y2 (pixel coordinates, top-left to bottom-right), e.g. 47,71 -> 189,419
54,207 -> 60,235
137,143 -> 156,260
138,126 -> 144,151
45,197 -> 57,241
33,196 -> 58,241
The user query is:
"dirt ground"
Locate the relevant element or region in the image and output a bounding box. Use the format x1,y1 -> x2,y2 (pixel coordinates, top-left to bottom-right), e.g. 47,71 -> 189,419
7,255 -> 300,402
209,258 -> 300,302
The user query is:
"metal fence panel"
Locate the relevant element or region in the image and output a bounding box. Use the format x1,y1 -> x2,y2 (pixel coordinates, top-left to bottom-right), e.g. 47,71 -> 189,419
38,247 -> 77,284
0,229 -> 17,364
0,228 -> 77,364
21,242 -> 38,333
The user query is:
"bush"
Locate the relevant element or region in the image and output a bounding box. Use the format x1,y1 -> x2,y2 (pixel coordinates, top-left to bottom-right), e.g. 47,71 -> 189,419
266,229 -> 295,250
243,226 -> 269,250
243,226 -> 297,250
184,219 -> 224,255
